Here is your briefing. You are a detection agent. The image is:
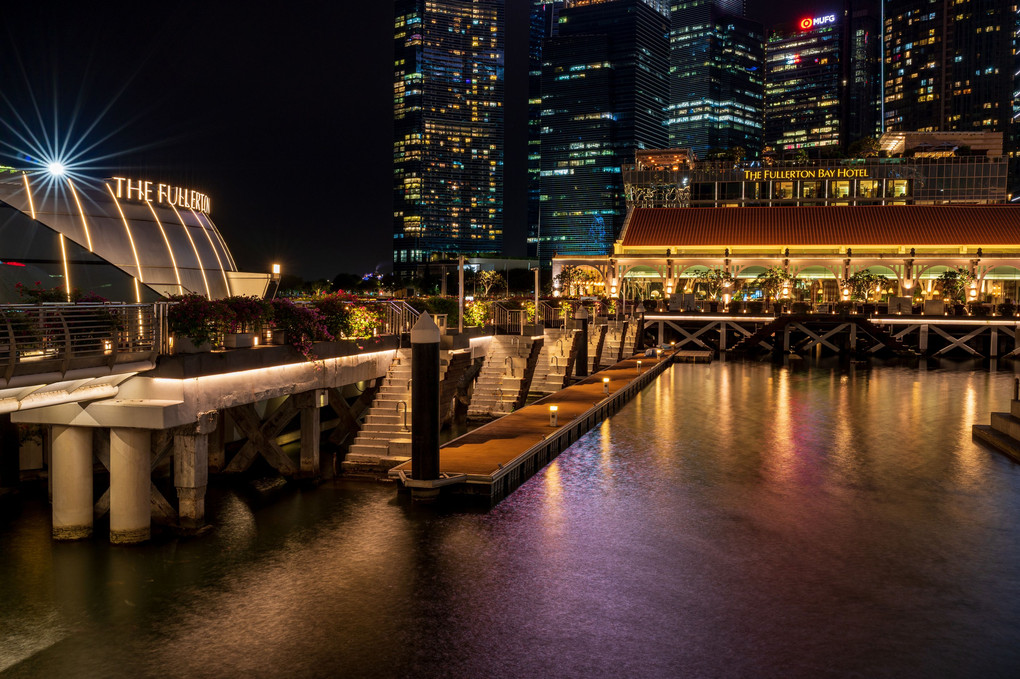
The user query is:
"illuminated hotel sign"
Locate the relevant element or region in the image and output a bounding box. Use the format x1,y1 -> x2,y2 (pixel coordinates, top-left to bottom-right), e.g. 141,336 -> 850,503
110,176 -> 211,214
799,14 -> 837,30
743,168 -> 870,181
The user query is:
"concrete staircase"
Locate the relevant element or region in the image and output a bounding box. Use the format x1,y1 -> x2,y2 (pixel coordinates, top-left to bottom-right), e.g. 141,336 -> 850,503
531,329 -> 577,394
586,325 -> 607,374
973,396 -> 1020,463
468,336 -> 535,419
599,321 -> 627,368
621,318 -> 639,358
343,349 -> 413,473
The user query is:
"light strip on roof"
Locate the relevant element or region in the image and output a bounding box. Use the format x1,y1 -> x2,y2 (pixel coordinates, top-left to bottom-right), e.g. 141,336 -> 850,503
145,201 -> 184,295
168,202 -> 211,298
105,183 -> 145,303
192,209 -> 230,296
66,178 -> 94,252
58,234 -> 71,302
22,174 -> 36,220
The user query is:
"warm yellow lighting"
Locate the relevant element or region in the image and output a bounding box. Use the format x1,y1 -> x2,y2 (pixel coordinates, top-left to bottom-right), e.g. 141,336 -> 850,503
168,202 -> 211,298
603,377 -> 610,394
146,200 -> 184,294
272,263 -> 281,275
549,404 -> 558,427
67,178 -> 94,252
22,174 -> 36,220
105,182 -> 145,302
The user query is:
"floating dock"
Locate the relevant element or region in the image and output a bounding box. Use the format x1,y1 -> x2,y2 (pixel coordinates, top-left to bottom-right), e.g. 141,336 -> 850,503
391,350 -> 695,503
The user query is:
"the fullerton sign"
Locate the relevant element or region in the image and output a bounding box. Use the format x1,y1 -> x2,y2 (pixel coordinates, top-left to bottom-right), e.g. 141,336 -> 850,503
110,177 -> 211,214
742,167 -> 870,181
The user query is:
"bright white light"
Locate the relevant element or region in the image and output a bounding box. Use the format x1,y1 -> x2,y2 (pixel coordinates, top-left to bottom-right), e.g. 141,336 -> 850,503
46,161 -> 66,177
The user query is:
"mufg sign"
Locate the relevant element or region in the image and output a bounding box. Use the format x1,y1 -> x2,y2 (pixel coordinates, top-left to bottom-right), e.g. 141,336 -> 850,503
799,14 -> 837,30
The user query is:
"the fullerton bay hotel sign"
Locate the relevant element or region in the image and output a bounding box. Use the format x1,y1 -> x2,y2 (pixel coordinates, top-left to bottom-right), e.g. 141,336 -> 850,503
742,167 -> 871,181
110,176 -> 211,214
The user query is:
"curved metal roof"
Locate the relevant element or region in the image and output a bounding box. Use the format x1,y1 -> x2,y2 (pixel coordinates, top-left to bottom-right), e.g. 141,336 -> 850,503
0,173 -> 237,299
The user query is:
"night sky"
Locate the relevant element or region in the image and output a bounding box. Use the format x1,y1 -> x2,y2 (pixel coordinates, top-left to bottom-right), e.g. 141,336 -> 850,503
0,1 -> 818,282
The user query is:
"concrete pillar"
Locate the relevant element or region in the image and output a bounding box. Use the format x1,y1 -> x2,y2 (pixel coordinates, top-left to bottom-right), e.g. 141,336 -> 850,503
51,425 -> 94,540
411,313 -> 441,484
0,414 -> 19,492
208,412 -> 225,472
174,432 -> 208,531
109,427 -> 151,544
575,307 -> 589,378
297,390 -> 323,476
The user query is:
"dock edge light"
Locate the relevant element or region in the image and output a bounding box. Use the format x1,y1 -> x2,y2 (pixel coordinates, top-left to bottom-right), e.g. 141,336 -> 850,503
549,405 -> 558,427
637,360 -> 642,374
603,377 -> 610,394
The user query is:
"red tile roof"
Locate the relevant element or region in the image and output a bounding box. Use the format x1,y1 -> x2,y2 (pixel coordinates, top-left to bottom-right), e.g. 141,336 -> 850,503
621,206 -> 1020,248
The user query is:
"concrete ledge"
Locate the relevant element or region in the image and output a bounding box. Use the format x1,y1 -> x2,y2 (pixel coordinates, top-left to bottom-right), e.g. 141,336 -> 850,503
150,336 -> 399,379
973,424 -> 1020,463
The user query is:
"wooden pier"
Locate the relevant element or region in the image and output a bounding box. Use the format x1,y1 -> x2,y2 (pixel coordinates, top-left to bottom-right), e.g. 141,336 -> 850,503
391,351 -> 688,503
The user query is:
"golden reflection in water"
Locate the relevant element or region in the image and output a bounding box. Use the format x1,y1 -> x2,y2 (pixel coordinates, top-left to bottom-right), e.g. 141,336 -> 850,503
760,369 -> 796,485
955,377 -> 983,488
830,369 -> 856,476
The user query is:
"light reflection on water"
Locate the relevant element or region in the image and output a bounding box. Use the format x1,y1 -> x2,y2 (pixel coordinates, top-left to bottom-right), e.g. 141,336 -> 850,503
1,360 -> 1020,678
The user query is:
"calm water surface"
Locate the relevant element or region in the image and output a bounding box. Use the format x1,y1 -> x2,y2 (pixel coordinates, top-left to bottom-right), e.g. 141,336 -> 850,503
2,360 -> 1020,678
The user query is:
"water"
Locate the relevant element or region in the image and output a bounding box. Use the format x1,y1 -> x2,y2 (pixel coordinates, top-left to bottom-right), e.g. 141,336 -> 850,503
3,359 -> 1020,678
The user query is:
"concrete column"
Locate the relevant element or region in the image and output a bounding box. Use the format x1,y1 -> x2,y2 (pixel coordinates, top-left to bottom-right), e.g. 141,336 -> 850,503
174,432 -> 208,530
109,427 -> 151,544
51,425 -> 94,540
575,307 -> 589,378
298,391 -> 322,476
411,313 -> 441,484
208,412 -> 226,472
0,414 -> 19,492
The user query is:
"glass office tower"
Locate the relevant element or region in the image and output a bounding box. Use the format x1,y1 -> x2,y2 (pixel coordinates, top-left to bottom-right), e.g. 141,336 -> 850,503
393,0 -> 505,272
667,0 -> 765,158
538,0 -> 669,261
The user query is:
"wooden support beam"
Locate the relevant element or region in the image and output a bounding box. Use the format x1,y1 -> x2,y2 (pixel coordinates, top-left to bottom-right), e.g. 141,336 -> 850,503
932,326 -> 984,357
224,401 -> 298,475
792,322 -> 844,353
665,320 -> 716,349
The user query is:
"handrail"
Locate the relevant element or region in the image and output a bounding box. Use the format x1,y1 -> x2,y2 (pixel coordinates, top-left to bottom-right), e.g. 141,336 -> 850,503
0,303 -> 158,382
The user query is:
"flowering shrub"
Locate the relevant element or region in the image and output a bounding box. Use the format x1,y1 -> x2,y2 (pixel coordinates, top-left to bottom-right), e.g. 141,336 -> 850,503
346,304 -> 383,338
270,298 -> 332,361
16,282 -> 68,303
464,300 -> 491,326
223,296 -> 271,333
310,292 -> 355,338
167,294 -> 228,347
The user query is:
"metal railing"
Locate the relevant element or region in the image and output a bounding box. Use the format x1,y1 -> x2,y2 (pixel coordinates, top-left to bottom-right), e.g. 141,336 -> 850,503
492,303 -> 527,335
382,300 -> 421,335
1,303 -> 158,382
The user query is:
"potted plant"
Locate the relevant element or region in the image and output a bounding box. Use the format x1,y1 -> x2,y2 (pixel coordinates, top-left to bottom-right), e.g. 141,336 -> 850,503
310,292 -> 354,339
167,294 -> 226,353
222,296 -> 270,348
999,300 -> 1017,317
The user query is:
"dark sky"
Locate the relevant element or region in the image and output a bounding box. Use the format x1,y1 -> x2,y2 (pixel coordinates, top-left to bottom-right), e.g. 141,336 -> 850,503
1,1 -> 819,282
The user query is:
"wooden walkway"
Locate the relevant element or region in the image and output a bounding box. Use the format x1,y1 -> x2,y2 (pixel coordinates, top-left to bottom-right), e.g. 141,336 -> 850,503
391,352 -> 681,503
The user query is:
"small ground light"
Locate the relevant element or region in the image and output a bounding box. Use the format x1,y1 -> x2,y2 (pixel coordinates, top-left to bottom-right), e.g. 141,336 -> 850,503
603,377 -> 610,394
549,405 -> 558,427
637,360 -> 642,374
656,348 -> 662,357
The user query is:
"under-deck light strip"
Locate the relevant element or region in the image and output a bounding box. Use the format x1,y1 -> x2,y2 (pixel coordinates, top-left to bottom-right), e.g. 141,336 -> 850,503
105,183 -> 145,303
22,174 -> 36,219
192,209 -> 230,295
145,201 -> 184,294
66,178 -> 94,252
168,202 -> 211,298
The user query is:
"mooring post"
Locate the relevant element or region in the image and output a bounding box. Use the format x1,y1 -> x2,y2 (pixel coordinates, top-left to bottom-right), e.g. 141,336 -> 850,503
411,313 -> 441,489
575,306 -> 589,378
635,302 -> 646,352
1014,377 -> 1018,401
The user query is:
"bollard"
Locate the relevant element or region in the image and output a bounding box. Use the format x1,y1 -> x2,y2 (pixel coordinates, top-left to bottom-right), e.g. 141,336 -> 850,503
575,306 -> 589,378
411,313 -> 441,483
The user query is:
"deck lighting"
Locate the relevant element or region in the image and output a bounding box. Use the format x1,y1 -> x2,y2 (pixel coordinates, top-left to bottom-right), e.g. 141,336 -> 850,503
549,405 -> 558,427
637,360 -> 642,374
656,348 -> 662,357
603,377 -> 610,394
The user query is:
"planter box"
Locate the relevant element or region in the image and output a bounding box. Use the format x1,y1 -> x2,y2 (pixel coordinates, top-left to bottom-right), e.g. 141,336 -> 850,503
271,329 -> 287,345
173,336 -> 212,354
223,332 -> 256,349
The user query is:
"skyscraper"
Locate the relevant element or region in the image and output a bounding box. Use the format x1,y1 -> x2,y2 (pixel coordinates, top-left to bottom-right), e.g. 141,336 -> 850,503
667,0 -> 765,158
884,0 -> 1015,135
392,0 -> 505,272
764,2 -> 881,155
538,0 -> 670,261
527,2 -> 562,258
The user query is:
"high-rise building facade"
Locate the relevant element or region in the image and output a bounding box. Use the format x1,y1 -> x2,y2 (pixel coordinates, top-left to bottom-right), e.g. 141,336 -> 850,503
538,0 -> 670,261
392,0 -> 505,271
527,2 -> 563,258
765,2 -> 881,154
884,0 -> 1015,134
667,0 -> 765,158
